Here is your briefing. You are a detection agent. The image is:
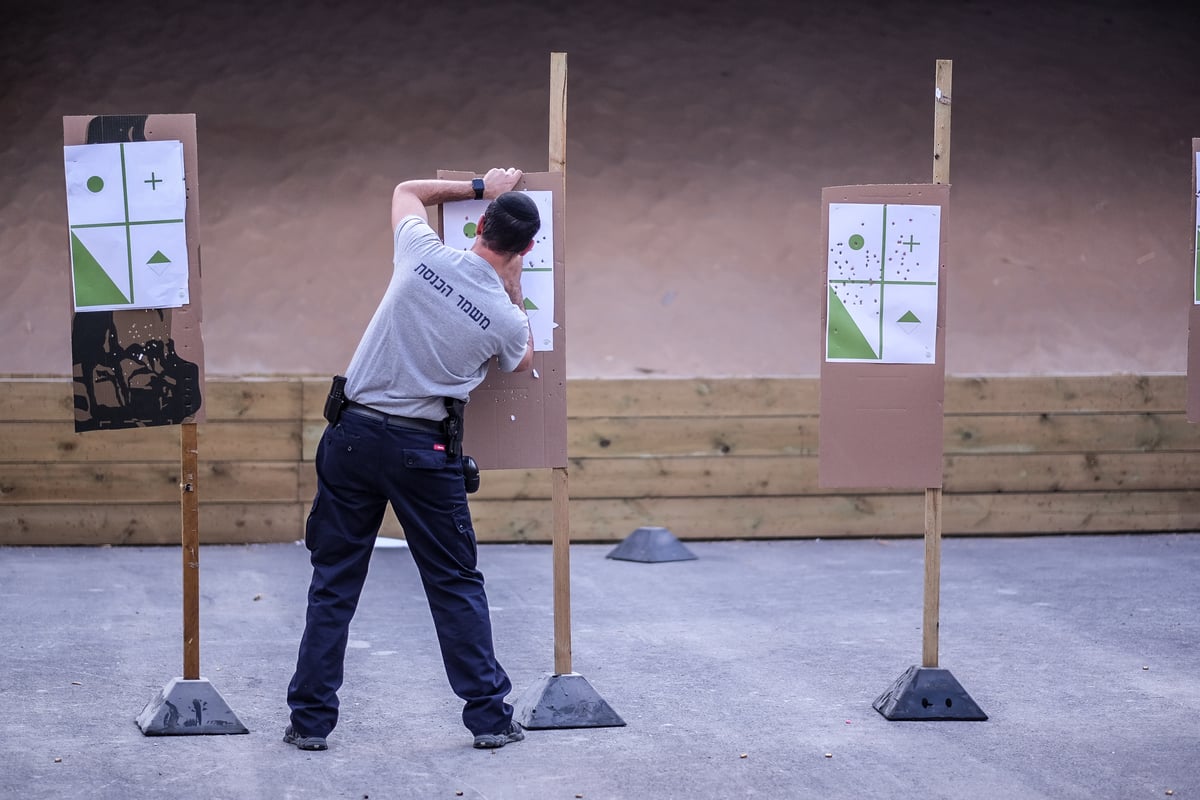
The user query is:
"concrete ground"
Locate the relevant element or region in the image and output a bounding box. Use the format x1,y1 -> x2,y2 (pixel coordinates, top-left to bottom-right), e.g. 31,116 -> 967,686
2,533 -> 1197,800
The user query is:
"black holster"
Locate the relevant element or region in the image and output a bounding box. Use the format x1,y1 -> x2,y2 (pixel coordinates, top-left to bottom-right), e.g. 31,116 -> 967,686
443,397 -> 479,493
323,375 -> 348,424
442,397 -> 466,459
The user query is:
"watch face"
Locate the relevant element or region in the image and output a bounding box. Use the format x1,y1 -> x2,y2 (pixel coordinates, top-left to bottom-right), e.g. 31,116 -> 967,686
473,179 -> 485,198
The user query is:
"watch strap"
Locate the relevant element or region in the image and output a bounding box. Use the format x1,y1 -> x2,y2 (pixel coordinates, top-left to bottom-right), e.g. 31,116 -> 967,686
472,178 -> 485,200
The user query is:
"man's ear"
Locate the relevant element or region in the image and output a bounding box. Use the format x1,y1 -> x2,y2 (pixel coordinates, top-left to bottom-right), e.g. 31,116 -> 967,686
474,215 -> 486,238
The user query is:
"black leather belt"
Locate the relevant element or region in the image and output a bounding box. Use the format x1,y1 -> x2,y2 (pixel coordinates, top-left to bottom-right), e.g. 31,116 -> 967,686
343,402 -> 443,433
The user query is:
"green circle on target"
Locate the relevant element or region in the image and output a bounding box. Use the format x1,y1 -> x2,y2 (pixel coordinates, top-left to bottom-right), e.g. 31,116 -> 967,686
463,221 -> 477,238
848,234 -> 865,250
87,176 -> 104,193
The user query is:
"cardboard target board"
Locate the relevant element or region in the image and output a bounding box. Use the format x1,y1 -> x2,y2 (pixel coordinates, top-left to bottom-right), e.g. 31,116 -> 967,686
63,114 -> 206,433
1188,137 -> 1200,423
437,170 -> 567,470
819,183 -> 950,489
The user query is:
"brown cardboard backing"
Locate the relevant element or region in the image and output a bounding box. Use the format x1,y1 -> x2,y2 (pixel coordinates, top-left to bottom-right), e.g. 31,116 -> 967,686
818,183 -> 950,489
64,114 -> 206,432
437,170 -> 567,469
1188,138 -> 1200,423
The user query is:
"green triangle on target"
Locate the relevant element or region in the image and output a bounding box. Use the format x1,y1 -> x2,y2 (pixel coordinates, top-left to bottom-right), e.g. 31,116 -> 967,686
71,232 -> 129,306
827,286 -> 878,360
147,250 -> 171,264
898,310 -> 920,323
523,298 -> 539,310
1194,225 -> 1199,302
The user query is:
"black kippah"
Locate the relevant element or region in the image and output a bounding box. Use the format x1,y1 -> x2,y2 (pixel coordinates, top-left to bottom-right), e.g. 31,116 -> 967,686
494,191 -> 540,223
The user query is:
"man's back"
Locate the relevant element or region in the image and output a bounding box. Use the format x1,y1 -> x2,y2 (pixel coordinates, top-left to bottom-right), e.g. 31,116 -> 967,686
345,216 -> 529,421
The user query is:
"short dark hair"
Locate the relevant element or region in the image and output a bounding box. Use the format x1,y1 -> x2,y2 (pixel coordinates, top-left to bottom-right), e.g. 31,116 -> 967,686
479,191 -> 541,255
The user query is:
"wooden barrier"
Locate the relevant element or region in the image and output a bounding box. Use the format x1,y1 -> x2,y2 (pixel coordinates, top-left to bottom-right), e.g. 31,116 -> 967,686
2,375 -> 1198,545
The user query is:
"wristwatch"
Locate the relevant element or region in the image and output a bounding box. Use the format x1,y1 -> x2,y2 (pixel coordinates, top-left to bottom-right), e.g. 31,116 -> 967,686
472,178 -> 485,200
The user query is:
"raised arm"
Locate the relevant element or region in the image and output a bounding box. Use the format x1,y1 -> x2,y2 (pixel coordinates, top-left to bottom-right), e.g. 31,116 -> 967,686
390,167 -> 523,230
512,319 -> 535,372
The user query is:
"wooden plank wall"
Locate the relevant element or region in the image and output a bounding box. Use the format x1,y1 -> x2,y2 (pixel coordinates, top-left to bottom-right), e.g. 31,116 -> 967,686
2,376 -> 1198,545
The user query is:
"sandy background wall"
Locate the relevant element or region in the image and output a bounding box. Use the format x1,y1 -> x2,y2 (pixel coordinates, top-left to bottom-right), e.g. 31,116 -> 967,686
3,0 -> 1198,378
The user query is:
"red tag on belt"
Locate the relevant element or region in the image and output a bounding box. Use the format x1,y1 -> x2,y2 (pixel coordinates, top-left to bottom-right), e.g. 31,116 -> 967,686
433,443 -> 446,451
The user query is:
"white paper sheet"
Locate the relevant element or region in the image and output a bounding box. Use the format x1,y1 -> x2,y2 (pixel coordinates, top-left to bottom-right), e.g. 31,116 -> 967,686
64,141 -> 189,311
826,202 -> 941,363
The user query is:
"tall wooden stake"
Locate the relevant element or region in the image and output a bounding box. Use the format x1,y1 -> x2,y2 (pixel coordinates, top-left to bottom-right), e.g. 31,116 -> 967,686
922,59 -> 952,669
933,60 -> 953,186
551,466 -> 572,674
921,486 -> 942,667
874,59 -> 982,721
181,422 -> 200,680
550,52 -> 568,175
549,51 -> 572,676
507,52 -> 617,728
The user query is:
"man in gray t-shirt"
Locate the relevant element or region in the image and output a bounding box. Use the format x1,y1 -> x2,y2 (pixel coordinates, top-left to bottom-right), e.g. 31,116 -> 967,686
345,184 -> 533,422
285,168 -> 536,752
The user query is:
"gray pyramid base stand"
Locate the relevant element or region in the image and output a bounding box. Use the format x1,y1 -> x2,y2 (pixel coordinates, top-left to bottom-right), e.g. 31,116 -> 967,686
513,673 -> 626,729
136,677 -> 249,735
606,526 -> 697,563
873,665 -> 987,721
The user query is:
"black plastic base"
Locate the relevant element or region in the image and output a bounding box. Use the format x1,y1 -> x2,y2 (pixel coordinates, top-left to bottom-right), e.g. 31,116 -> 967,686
136,677 -> 249,735
606,526 -> 697,563
873,665 -> 988,721
513,673 -> 626,729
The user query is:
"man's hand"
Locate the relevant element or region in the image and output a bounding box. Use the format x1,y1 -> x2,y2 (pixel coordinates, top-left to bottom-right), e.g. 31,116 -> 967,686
482,167 -> 522,199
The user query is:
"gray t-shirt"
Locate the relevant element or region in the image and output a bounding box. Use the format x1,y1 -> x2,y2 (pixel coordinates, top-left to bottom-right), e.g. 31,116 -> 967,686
344,215 -> 530,421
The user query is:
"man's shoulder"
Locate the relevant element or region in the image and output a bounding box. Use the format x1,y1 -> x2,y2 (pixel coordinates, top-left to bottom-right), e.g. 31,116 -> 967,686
395,214 -> 435,239
394,215 -> 447,260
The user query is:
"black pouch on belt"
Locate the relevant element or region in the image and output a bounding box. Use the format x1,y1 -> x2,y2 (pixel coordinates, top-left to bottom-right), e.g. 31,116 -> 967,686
323,375 -> 348,425
462,455 -> 480,494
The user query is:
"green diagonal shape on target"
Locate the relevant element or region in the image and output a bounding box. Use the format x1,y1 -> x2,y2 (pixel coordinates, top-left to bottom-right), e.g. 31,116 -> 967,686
827,286 -> 878,360
71,232 -> 129,306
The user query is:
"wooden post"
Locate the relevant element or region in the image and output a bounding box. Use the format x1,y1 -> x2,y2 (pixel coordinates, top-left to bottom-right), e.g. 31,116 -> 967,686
549,51 -> 572,675
923,59 -> 952,669
181,422 -> 200,680
551,467 -> 572,674
137,417 -> 248,735
933,60 -> 953,185
550,52 -> 568,175
921,486 -> 942,667
874,59 -> 982,721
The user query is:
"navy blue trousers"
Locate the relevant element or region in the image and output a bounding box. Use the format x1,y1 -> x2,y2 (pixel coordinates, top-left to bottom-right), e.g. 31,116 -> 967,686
286,411 -> 513,738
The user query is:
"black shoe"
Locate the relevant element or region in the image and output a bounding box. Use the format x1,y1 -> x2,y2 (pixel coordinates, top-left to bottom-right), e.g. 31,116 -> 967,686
283,724 -> 328,751
472,720 -> 525,749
